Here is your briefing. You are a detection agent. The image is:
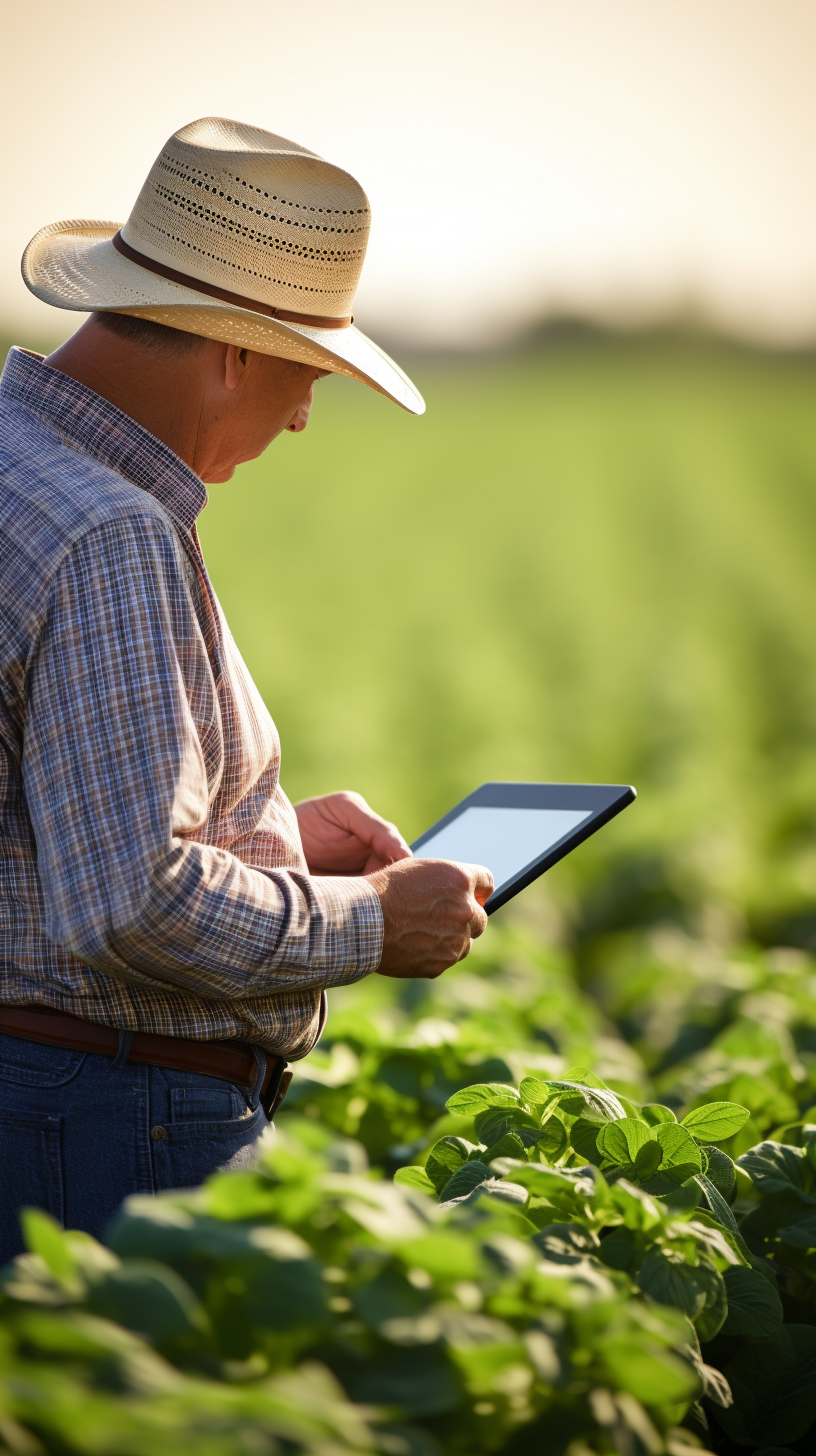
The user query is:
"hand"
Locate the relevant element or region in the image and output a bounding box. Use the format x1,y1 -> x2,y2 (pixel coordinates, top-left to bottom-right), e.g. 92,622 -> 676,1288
369,858 -> 494,980
295,791 -> 412,875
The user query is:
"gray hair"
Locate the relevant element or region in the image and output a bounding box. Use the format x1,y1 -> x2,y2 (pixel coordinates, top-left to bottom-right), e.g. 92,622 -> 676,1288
92,312 -> 206,358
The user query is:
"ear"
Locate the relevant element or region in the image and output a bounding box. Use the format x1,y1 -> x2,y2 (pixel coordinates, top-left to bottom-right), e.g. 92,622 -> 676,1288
224,344 -> 251,391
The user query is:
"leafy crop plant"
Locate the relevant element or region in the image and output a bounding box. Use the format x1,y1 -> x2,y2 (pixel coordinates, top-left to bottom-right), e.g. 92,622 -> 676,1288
1,1124 -> 708,1456
3,933 -> 816,1452
397,1069 -> 816,1451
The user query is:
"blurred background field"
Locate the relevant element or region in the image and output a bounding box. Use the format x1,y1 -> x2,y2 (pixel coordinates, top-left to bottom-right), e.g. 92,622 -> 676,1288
4,0 -> 816,1033
4,3 -> 816,973
198,330 -> 816,960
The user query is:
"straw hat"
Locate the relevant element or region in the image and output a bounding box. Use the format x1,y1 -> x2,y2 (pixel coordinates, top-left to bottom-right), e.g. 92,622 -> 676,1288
22,116 -> 424,415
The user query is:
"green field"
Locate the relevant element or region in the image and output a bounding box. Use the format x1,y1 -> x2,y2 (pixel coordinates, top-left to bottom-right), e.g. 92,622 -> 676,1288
200,334 -> 816,950
5,332 -> 816,1455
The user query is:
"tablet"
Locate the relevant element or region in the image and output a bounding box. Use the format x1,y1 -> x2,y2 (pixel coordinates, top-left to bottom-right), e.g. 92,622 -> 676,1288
411,782 -> 636,913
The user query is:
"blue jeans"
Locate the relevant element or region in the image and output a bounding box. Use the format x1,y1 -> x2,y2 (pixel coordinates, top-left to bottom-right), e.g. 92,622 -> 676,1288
0,1030 -> 268,1267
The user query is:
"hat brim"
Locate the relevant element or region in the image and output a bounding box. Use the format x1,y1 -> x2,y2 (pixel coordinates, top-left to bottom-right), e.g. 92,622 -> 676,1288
22,220 -> 425,415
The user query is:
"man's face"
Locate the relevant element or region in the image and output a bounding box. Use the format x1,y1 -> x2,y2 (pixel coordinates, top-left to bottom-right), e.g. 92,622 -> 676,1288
198,347 -> 329,483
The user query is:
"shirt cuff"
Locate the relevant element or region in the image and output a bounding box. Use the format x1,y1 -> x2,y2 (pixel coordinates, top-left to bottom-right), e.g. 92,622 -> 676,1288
307,873 -> 384,987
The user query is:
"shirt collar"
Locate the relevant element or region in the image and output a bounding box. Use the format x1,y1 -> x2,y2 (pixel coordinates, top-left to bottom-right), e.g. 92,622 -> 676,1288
0,347 -> 208,532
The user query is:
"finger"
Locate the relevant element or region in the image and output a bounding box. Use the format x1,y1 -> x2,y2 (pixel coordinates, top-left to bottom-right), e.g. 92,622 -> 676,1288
455,935 -> 475,964
455,862 -> 495,905
370,821 -> 412,863
338,796 -> 411,862
426,963 -> 451,979
469,901 -> 489,939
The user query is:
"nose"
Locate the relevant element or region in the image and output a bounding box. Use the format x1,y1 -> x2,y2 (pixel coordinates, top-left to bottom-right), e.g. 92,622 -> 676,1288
286,385 -> 315,432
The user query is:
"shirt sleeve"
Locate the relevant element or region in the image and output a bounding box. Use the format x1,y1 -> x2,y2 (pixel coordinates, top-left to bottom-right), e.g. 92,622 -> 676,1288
23,512 -> 383,999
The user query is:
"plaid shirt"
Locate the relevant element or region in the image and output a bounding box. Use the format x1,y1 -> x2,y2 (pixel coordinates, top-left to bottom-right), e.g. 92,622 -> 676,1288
0,348 -> 383,1058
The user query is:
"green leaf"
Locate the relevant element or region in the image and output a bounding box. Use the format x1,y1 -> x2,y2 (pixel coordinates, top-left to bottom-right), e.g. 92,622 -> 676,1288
536,1116 -> 568,1161
694,1263 -> 729,1344
640,1164 -> 701,1197
399,1231 -> 483,1282
534,1222 -> 600,1265
642,1104 -> 677,1126
704,1146 -> 737,1203
636,1126 -> 702,1195
738,1141 -> 816,1200
653,1124 -> 703,1171
561,1065 -> 593,1083
595,1123 -> 630,1166
598,1226 -> 637,1272
445,1083 -> 520,1114
352,1265 -> 431,1333
438,1161 -> 492,1203
599,1339 -> 699,1404
473,1107 -> 539,1146
497,1161 -> 595,1197
637,1251 -> 709,1320
518,1076 -> 555,1106
10,1309 -> 145,1358
778,1212 -> 816,1248
544,1079 -> 626,1122
342,1343 -> 462,1418
697,1360 -> 733,1409
633,1140 -> 663,1180
240,1234 -> 329,1331
483,1180 -> 533,1207
608,1181 -> 667,1231
694,1174 -> 743,1241
85,1260 -> 208,1344
635,1252 -> 726,1341
20,1209 -> 79,1286
202,1169 -> 279,1221
721,1266 -> 783,1340
620,1120 -> 655,1160
394,1166 -> 437,1194
718,1325 -> 816,1446
482,1132 -> 527,1163
597,1118 -> 652,1166
681,1102 -> 750,1143
425,1136 -> 471,1194
570,1117 -> 602,1165
732,1196 -> 798,1248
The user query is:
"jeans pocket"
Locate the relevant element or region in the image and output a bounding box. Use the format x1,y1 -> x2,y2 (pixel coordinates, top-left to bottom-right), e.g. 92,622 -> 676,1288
170,1084 -> 249,1123
0,1109 -> 64,1265
0,1032 -> 87,1088
151,1101 -> 266,1188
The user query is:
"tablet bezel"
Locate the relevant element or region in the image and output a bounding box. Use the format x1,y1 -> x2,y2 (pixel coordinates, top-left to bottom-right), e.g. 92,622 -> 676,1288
410,781 -> 636,913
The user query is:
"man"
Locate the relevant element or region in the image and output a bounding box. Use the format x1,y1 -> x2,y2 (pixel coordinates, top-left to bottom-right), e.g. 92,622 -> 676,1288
0,117 -> 492,1261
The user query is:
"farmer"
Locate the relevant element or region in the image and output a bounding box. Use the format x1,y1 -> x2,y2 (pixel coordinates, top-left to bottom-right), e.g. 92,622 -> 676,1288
0,117 -> 492,1261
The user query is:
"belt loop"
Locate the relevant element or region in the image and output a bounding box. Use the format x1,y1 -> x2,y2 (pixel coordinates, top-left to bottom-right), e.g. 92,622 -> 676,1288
110,1029 -> 134,1071
250,1046 -> 267,1109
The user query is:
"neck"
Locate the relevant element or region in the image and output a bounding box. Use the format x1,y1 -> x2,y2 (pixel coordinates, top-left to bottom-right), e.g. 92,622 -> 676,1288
45,318 -> 214,472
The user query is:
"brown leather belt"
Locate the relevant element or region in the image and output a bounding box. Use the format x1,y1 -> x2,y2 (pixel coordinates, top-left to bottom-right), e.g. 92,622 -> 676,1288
0,1005 -> 291,1118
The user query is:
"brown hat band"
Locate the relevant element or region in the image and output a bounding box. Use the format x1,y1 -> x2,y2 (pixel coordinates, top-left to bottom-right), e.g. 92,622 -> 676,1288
111,230 -> 354,330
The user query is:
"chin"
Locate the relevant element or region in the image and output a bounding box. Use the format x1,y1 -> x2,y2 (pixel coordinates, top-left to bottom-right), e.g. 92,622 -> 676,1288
203,465 -> 237,484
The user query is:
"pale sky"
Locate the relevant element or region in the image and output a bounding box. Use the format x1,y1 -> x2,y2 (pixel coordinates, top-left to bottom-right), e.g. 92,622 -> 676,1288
3,0 -> 816,348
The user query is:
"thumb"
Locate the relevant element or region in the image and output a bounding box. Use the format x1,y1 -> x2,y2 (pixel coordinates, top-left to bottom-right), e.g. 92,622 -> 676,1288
462,862 -> 494,905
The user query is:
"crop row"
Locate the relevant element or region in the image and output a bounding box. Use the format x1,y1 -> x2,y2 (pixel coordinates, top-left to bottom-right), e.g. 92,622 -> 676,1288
2,922 -> 816,1453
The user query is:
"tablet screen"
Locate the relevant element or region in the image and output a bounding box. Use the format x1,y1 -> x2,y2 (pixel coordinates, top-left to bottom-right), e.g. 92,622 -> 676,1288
412,805 -> 593,890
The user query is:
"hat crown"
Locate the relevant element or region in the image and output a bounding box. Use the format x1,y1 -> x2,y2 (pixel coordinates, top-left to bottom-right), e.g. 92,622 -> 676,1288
121,117 -> 370,320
